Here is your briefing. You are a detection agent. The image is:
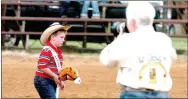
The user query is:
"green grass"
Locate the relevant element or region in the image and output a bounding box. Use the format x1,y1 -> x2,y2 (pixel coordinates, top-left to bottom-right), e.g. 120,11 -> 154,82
17,40 -> 106,50
14,40 -> 106,56
3,37 -> 187,55
171,38 -> 187,51
66,41 -> 106,49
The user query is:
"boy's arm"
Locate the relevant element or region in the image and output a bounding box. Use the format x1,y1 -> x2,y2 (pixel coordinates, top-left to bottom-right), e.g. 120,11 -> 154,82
38,49 -> 59,83
41,68 -> 59,84
41,68 -> 58,79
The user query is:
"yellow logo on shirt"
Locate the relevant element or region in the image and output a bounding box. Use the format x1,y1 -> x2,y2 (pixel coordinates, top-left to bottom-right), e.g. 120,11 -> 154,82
139,62 -> 167,85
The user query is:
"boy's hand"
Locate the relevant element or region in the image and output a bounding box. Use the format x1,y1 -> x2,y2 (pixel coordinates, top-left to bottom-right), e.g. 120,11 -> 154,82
53,75 -> 60,85
59,81 -> 65,90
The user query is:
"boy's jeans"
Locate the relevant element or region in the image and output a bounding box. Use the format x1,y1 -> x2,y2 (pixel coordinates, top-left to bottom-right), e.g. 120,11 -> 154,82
34,76 -> 57,99
120,85 -> 169,98
80,1 -> 100,17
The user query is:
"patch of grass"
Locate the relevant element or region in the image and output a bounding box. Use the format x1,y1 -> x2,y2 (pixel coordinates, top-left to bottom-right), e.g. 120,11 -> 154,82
171,38 -> 187,54
61,41 -> 106,56
14,40 -> 106,55
17,40 -> 43,49
66,41 -> 106,49
171,38 -> 187,51
3,37 -> 187,55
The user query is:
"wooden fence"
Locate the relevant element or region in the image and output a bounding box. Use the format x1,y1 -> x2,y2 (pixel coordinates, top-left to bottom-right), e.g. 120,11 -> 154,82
1,1 -> 188,49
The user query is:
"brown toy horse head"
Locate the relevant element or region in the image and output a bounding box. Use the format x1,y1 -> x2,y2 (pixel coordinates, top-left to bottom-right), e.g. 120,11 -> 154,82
58,67 -> 80,82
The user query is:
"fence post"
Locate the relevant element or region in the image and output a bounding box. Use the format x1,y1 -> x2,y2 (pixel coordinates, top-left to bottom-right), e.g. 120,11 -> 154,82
102,6 -> 106,18
162,1 -> 168,33
16,0 -> 21,17
25,23 -> 30,50
173,1 -> 188,33
1,4 -> 7,47
15,0 -> 29,50
104,22 -> 112,44
82,22 -> 87,48
20,21 -> 30,50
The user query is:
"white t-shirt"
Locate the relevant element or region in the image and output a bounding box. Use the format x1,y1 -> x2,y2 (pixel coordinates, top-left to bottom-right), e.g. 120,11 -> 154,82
99,26 -> 177,91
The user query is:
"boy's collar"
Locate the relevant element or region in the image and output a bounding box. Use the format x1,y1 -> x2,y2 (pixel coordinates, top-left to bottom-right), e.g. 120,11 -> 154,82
46,41 -> 59,51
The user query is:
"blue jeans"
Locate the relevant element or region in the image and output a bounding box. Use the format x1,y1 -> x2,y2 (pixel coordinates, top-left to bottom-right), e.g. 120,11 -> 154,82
80,1 -> 100,17
120,85 -> 169,98
34,76 -> 57,99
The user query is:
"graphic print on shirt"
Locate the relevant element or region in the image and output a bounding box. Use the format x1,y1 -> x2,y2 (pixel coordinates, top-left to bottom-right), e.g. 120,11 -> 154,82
138,56 -> 167,87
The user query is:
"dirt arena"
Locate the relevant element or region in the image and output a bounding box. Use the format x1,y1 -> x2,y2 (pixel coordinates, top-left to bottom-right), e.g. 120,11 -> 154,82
2,51 -> 187,98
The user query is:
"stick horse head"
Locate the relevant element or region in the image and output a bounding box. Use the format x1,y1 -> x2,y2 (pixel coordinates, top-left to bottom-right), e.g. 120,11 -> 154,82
58,67 -> 81,84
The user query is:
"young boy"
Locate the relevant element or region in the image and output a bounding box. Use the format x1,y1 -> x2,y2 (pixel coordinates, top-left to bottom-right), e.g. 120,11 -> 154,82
34,22 -> 71,98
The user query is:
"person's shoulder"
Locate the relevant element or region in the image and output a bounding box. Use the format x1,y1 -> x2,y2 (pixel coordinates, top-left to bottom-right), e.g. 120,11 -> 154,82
155,32 -> 171,39
115,33 -> 131,42
40,46 -> 52,55
123,32 -> 140,39
154,32 -> 172,42
42,46 -> 51,52
121,33 -> 132,38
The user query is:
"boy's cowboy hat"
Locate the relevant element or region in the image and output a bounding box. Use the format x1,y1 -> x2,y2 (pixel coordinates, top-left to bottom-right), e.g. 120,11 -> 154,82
40,22 -> 71,46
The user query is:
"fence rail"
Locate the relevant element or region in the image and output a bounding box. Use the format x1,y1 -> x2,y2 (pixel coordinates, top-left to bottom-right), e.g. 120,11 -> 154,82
1,1 -> 188,9
1,1 -> 188,49
2,16 -> 188,24
1,31 -> 187,38
1,31 -> 114,36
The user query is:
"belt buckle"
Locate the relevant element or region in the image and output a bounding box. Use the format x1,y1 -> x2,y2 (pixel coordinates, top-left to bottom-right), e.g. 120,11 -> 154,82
140,88 -> 154,91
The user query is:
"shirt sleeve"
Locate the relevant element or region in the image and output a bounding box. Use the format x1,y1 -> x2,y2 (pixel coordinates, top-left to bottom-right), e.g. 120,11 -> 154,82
37,48 -> 51,69
168,37 -> 177,60
99,35 -> 126,68
162,33 -> 177,60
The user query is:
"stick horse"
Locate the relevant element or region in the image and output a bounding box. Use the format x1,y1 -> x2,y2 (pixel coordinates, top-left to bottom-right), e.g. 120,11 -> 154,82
56,67 -> 81,98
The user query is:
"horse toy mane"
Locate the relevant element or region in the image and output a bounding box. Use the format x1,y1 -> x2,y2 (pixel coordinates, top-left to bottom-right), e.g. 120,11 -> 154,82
58,67 -> 81,84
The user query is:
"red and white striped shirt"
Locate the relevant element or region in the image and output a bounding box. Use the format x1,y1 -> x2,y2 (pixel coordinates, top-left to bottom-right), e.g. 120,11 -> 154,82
35,41 -> 63,79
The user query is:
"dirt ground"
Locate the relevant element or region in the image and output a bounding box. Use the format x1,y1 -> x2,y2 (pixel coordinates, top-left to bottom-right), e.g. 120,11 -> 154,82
2,51 -> 187,98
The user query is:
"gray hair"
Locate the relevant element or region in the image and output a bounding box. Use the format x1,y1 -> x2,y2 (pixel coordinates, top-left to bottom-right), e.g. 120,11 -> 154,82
126,1 -> 156,27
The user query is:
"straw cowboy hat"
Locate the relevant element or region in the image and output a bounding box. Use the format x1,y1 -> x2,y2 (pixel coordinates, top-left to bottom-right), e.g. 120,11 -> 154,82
40,22 -> 71,46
